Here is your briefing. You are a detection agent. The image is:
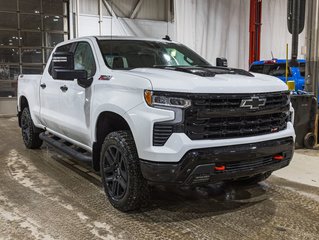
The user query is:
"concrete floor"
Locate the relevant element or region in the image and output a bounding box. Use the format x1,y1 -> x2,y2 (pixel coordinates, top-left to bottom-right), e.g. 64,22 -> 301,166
0,117 -> 318,240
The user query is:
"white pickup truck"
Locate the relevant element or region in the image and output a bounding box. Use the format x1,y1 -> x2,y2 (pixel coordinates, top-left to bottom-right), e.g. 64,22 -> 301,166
18,36 -> 295,211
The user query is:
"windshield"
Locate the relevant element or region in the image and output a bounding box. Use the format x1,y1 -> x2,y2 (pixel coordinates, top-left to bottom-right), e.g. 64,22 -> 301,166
97,40 -> 211,70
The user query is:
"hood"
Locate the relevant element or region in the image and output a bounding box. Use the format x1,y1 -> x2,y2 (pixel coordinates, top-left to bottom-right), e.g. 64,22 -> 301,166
126,68 -> 288,93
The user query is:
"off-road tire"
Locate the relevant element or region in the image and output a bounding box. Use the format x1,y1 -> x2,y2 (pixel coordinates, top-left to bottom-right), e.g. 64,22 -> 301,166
100,131 -> 150,212
21,107 -> 43,149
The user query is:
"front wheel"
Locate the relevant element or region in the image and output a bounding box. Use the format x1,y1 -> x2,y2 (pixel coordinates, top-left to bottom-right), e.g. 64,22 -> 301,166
100,131 -> 150,212
21,107 -> 43,149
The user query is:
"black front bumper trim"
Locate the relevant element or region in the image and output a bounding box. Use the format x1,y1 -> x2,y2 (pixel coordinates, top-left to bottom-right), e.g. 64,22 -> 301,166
140,137 -> 294,185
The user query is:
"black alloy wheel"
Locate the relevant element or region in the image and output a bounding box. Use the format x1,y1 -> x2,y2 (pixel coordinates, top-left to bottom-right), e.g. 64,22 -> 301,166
103,145 -> 128,200
20,107 -> 43,149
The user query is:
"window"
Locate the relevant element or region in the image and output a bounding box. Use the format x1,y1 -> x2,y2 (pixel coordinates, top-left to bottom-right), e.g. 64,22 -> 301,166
0,0 -> 17,12
0,31 -> 19,46
249,64 -> 263,74
98,40 -> 209,70
0,13 -> 18,29
0,0 -> 69,97
48,43 -> 73,75
56,43 -> 73,53
299,63 -> 305,77
20,14 -> 42,30
19,0 -> 41,14
250,63 -> 292,77
74,42 -> 96,78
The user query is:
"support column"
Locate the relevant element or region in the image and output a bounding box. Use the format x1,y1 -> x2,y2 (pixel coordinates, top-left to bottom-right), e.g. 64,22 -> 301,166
305,0 -> 319,98
249,0 -> 262,65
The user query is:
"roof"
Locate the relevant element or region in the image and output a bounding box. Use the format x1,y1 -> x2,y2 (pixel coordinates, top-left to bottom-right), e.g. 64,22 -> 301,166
54,35 -> 178,49
95,35 -> 173,43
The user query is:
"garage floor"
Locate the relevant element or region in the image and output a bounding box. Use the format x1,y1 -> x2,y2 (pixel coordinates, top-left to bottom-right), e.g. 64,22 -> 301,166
0,117 -> 318,240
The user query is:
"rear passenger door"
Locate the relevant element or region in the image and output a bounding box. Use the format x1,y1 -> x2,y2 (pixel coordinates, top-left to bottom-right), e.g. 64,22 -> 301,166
58,41 -> 97,147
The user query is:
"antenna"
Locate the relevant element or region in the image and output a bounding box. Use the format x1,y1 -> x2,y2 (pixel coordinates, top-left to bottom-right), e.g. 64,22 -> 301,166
271,51 -> 274,59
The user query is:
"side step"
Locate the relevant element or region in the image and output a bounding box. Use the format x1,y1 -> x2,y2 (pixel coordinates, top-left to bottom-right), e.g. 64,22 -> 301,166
39,132 -> 92,162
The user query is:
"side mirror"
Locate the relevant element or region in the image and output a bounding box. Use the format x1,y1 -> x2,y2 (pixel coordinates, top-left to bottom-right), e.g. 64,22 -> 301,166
216,57 -> 228,67
52,51 -> 74,70
53,69 -> 88,81
77,76 -> 93,88
52,51 -> 92,88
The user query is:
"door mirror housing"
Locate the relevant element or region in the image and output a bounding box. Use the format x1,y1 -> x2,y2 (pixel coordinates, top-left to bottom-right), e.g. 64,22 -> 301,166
52,51 -> 92,88
52,51 -> 74,70
53,68 -> 88,81
77,76 -> 93,88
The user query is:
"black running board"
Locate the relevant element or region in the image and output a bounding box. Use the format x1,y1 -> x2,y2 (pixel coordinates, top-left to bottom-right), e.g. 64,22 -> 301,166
40,132 -> 92,162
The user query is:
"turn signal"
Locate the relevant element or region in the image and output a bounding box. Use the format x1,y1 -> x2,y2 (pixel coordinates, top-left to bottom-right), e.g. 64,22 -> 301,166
144,90 -> 153,106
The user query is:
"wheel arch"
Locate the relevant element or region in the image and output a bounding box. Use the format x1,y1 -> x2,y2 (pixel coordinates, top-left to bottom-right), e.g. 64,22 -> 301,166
92,111 -> 133,171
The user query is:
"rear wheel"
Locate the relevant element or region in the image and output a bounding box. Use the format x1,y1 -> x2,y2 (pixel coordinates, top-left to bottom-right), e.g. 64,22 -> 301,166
100,131 -> 150,212
21,107 -> 43,149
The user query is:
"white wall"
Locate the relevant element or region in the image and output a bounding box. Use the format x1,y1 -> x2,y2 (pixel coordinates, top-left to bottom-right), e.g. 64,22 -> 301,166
260,0 -> 307,60
78,14 -> 174,39
75,0 -> 307,69
175,0 -> 250,70
74,0 -> 174,39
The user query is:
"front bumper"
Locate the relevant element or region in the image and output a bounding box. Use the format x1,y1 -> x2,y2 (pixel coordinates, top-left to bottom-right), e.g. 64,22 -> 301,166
140,137 -> 294,185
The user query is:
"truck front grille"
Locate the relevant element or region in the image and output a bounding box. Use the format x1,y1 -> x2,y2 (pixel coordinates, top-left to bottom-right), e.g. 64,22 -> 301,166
152,91 -> 290,146
184,91 -> 290,140
189,91 -> 289,111
185,112 -> 289,140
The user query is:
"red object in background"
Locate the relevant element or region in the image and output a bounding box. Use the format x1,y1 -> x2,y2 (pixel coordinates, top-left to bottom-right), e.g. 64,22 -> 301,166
249,0 -> 262,65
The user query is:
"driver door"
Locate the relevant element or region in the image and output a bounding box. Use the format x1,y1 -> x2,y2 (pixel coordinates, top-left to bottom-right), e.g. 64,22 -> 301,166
58,41 -> 97,147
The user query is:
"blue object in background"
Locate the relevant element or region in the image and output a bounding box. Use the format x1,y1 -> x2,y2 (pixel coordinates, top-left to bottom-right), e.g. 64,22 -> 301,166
250,59 -> 306,91
249,59 -> 319,101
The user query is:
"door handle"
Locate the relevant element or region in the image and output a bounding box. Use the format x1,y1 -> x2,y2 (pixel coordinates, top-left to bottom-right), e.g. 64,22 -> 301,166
40,83 -> 46,89
60,85 -> 68,92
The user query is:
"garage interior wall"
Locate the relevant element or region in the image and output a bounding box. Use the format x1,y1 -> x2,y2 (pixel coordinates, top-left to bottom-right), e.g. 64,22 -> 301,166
174,0 -> 250,70
260,0 -> 307,61
174,0 -> 307,70
73,0 -> 174,39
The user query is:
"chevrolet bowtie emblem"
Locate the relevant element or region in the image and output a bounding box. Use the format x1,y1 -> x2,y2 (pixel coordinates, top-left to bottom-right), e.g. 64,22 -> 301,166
240,97 -> 267,110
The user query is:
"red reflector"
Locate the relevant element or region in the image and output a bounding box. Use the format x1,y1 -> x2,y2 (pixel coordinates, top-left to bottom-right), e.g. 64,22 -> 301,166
214,165 -> 225,171
273,155 -> 284,161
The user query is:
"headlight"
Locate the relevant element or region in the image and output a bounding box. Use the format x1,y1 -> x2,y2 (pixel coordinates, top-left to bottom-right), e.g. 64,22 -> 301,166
144,90 -> 191,108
